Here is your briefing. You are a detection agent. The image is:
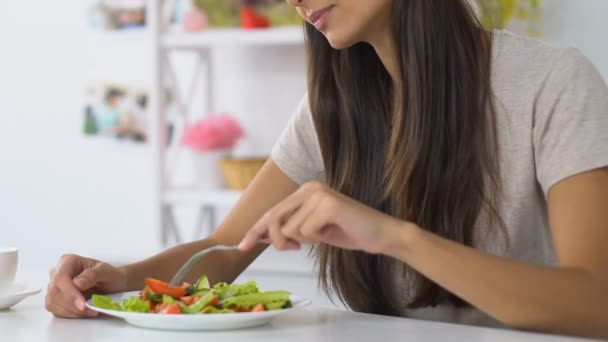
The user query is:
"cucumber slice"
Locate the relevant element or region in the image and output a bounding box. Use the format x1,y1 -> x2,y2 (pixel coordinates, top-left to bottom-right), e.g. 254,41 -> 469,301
195,275 -> 211,290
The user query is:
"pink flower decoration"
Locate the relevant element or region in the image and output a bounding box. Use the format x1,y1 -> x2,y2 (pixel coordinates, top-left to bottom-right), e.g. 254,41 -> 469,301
183,7 -> 208,33
182,114 -> 245,152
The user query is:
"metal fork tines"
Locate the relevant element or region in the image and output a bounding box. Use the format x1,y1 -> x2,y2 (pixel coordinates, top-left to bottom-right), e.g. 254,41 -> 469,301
169,245 -> 241,286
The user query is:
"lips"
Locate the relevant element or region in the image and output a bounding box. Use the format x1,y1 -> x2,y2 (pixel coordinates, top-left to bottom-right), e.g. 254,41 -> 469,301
308,5 -> 334,29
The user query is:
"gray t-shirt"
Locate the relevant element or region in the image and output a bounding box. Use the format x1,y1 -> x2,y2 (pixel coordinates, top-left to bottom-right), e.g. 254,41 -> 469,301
270,30 -> 608,327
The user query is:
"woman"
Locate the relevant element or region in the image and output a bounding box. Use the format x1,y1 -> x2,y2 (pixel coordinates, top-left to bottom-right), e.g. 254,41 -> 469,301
46,0 -> 608,338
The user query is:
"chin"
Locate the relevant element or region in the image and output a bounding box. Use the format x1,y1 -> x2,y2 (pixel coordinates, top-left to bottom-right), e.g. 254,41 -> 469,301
324,31 -> 358,50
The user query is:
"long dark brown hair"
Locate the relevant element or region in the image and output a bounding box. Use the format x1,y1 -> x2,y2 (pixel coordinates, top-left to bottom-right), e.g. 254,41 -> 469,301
306,0 -> 502,314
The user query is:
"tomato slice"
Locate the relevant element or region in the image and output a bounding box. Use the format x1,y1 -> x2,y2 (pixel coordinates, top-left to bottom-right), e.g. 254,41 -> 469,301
208,295 -> 219,307
180,296 -> 195,306
160,303 -> 181,314
252,304 -> 265,312
145,278 -> 187,299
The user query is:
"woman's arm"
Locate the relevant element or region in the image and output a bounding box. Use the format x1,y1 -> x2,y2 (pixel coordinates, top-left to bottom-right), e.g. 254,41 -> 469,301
386,168 -> 608,338
239,168 -> 608,338
123,159 -> 299,290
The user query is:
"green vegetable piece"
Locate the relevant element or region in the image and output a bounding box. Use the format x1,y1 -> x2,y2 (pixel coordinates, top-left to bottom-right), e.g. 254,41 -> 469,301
213,281 -> 259,300
162,294 -> 177,305
264,300 -> 291,311
186,284 -> 197,295
92,294 -> 121,311
221,291 -> 291,309
190,289 -> 209,297
201,306 -> 235,314
146,291 -> 162,303
195,275 -> 211,290
181,291 -> 216,314
119,297 -> 150,313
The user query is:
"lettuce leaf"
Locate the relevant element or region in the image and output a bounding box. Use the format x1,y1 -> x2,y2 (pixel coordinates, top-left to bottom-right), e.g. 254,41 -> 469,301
119,297 -> 150,313
265,300 -> 292,310
93,294 -> 151,313
220,291 -> 291,309
91,294 -> 121,311
201,306 -> 235,314
213,281 -> 259,300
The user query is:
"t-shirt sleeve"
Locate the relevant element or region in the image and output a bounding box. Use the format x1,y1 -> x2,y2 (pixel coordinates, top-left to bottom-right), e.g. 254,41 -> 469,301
533,48 -> 608,195
271,94 -> 325,185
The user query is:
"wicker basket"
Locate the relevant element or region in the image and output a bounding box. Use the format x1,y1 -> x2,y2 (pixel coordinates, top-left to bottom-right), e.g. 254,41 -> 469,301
219,158 -> 267,191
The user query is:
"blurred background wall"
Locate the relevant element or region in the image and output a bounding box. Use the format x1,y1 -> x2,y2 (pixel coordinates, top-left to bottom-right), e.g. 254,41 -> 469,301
0,0 -> 606,272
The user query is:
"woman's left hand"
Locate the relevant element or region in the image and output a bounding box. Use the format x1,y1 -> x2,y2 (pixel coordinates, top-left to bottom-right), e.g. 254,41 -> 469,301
238,181 -> 410,255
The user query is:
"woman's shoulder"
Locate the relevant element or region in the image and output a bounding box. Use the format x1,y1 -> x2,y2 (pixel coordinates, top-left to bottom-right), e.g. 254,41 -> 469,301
491,30 -> 601,86
491,30 -> 606,115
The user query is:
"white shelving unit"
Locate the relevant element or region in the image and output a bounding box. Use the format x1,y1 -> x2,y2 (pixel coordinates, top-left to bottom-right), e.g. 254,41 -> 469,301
162,26 -> 304,49
145,1 -> 305,247
89,29 -> 149,44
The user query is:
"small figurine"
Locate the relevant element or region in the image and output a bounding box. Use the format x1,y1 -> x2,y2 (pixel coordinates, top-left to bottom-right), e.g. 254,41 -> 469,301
240,0 -> 271,29
97,88 -> 124,135
184,6 -> 209,32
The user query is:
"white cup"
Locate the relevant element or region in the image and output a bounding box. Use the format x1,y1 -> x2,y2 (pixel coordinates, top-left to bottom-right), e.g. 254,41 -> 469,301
0,247 -> 18,295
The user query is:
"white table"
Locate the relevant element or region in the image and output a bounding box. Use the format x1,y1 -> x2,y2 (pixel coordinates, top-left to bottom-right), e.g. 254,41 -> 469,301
2,269 -> 599,342
1,287 -> 597,342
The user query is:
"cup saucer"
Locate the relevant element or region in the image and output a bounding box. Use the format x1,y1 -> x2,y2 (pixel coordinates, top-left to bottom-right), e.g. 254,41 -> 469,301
0,283 -> 42,310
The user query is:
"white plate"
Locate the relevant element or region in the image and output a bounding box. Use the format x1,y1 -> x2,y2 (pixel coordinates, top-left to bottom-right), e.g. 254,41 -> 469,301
0,283 -> 42,310
86,291 -> 311,331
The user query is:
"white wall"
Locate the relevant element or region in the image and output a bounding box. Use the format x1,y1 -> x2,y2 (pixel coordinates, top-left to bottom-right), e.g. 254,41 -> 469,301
0,1 -> 307,270
1,0 -> 607,274
539,0 -> 608,79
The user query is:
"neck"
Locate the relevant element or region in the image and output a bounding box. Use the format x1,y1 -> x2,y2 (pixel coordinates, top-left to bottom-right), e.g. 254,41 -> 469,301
369,31 -> 399,87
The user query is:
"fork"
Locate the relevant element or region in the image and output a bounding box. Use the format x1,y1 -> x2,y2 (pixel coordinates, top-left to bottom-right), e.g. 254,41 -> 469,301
169,242 -> 268,287
169,245 -> 240,287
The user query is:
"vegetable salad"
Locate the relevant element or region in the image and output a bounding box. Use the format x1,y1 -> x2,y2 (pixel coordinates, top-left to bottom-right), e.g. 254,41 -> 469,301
92,275 -> 292,314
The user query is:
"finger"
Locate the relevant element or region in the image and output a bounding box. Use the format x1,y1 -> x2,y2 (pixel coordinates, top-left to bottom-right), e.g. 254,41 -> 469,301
49,301 -> 97,319
53,274 -> 87,312
49,303 -> 81,319
267,181 -> 325,220
244,183 -> 323,244
55,254 -> 84,278
73,268 -> 98,292
46,286 -> 93,318
270,218 -> 301,251
239,223 -> 267,251
281,197 -> 320,244
239,184 -> 326,251
268,217 -> 291,250
240,207 -> 288,251
299,206 -> 332,241
56,287 -> 99,317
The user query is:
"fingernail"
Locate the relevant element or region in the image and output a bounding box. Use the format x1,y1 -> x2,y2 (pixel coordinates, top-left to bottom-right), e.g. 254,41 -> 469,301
237,241 -> 247,250
86,309 -> 99,317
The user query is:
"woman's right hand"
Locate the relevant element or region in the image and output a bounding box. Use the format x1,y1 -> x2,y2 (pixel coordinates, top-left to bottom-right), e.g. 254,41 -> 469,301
45,254 -> 129,318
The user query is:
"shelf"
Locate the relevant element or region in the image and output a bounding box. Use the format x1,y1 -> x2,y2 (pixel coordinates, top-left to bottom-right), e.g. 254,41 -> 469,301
87,27 -> 304,49
87,29 -> 149,44
164,187 -> 242,206
161,26 -> 304,49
